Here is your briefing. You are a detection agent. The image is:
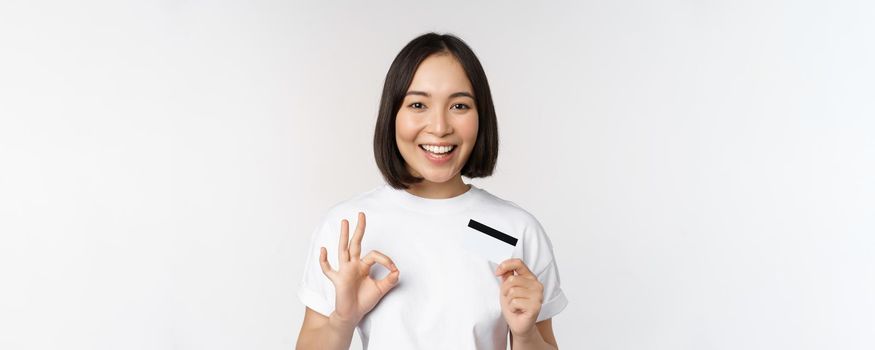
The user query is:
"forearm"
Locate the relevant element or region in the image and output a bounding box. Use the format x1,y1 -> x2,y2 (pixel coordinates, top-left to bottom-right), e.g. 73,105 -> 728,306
511,328 -> 558,350
296,313 -> 357,350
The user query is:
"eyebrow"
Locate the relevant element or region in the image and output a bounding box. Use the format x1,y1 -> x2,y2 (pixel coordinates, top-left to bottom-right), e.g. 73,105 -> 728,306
405,90 -> 475,99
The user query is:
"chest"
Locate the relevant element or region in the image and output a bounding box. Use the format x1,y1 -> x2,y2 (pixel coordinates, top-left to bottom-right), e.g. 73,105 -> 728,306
358,215 -> 506,333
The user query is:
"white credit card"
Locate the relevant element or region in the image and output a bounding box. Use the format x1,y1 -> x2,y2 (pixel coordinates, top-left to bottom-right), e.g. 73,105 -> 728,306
461,219 -> 518,266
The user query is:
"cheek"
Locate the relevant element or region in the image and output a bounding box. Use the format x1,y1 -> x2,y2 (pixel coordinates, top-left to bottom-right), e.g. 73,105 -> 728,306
395,114 -> 419,145
461,115 -> 479,148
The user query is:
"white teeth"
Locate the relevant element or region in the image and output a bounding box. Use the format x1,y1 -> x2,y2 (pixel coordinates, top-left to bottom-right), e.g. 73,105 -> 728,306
421,144 -> 455,154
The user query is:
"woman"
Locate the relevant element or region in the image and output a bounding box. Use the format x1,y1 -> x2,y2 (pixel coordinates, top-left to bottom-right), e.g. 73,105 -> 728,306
296,32 -> 567,350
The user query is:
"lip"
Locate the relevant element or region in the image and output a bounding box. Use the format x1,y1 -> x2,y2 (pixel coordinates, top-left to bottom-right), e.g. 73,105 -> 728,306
419,144 -> 456,165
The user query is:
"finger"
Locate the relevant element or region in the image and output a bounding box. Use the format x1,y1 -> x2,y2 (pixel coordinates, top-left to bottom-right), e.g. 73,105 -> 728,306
505,285 -> 529,299
501,275 -> 538,287
495,258 -> 533,276
507,296 -> 532,306
508,298 -> 531,313
500,275 -> 529,287
500,276 -> 533,295
338,219 -> 350,263
501,283 -> 538,296
495,258 -> 536,279
361,250 -> 398,271
375,269 -> 400,295
499,270 -> 513,282
318,247 -> 335,280
507,287 -> 543,303
348,212 -> 365,260
362,250 -> 400,294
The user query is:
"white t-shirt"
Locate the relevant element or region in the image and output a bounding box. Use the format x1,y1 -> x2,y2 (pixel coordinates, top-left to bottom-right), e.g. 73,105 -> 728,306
297,183 -> 568,349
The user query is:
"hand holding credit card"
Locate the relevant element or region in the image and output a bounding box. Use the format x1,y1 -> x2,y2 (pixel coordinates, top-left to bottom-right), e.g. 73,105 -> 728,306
461,219 -> 518,266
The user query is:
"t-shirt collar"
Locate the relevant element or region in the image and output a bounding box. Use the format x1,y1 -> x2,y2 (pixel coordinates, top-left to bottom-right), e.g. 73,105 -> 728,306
381,182 -> 481,214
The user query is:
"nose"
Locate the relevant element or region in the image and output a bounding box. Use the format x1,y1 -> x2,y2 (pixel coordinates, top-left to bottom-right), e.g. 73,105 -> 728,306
426,108 -> 453,137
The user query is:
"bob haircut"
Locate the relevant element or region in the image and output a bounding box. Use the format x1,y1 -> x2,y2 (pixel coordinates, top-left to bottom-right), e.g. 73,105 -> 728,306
373,32 -> 499,189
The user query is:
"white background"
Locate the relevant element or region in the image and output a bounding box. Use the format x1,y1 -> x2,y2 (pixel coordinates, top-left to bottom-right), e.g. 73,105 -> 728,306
1,1 -> 873,349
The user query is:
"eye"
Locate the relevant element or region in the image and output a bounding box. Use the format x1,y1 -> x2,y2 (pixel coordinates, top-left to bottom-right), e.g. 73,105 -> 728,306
451,103 -> 471,110
408,102 -> 426,110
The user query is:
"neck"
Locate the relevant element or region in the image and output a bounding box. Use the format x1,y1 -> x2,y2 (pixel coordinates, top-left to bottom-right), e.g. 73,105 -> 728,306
405,176 -> 470,199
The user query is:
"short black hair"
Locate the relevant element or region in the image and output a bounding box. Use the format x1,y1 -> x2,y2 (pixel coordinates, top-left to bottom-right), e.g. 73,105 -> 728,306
373,32 -> 499,189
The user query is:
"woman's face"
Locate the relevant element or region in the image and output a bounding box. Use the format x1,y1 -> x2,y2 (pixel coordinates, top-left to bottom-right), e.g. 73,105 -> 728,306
395,53 -> 479,184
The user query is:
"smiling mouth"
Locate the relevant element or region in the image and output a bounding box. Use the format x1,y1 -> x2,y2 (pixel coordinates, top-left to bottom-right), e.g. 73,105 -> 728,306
419,144 -> 457,155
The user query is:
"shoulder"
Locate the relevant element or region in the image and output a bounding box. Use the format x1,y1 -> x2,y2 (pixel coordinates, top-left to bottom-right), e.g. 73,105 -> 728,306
303,185 -> 387,242
316,184 -> 387,224
475,187 -> 545,230
476,187 -> 559,271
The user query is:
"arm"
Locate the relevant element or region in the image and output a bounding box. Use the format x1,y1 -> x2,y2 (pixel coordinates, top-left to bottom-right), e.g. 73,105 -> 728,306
295,307 -> 357,350
510,318 -> 559,350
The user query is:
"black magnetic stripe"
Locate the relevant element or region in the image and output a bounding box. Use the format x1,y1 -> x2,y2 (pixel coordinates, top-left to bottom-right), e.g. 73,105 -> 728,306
467,219 -> 518,246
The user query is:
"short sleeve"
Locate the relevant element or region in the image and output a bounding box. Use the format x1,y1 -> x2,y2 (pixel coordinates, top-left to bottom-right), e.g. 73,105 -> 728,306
297,217 -> 338,317
519,215 -> 569,322
534,258 -> 568,322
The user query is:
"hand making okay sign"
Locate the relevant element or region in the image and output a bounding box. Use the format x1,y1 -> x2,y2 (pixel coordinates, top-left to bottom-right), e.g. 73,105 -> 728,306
318,212 -> 400,327
495,258 -> 544,336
